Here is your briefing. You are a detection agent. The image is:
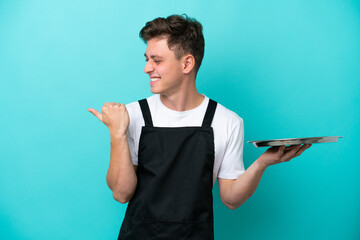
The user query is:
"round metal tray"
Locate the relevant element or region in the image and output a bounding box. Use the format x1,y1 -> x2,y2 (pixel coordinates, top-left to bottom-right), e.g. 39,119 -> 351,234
248,136 -> 343,147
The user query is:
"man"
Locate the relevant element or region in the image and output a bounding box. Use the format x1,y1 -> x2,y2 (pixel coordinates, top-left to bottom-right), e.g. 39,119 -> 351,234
88,14 -> 311,240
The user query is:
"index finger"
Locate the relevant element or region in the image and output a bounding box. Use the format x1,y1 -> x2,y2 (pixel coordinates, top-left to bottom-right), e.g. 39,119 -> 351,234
294,144 -> 312,156
282,144 -> 305,159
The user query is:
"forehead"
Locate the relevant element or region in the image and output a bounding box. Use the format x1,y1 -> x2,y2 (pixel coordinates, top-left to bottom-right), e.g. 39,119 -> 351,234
145,37 -> 174,57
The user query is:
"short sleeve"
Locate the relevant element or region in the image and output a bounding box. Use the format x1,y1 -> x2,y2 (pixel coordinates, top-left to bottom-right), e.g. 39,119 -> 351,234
217,119 -> 245,179
125,102 -> 141,166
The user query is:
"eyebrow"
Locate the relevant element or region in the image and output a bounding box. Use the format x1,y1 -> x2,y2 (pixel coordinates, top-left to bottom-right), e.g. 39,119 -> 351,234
144,53 -> 163,59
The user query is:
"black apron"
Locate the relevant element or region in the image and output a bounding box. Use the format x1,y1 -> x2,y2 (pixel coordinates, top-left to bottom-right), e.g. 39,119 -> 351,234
118,98 -> 218,240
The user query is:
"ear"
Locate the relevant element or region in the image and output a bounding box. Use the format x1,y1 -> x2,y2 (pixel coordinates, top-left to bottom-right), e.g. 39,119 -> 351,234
182,54 -> 195,74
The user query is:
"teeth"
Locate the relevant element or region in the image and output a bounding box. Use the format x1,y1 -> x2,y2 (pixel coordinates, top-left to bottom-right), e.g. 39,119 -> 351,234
150,78 -> 160,82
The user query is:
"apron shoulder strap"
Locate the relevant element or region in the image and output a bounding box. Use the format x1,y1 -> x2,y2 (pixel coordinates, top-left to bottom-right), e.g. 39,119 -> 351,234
202,99 -> 218,128
138,99 -> 154,127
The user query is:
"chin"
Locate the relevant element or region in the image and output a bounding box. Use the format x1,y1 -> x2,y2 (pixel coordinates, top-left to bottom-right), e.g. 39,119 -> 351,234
150,87 -> 161,94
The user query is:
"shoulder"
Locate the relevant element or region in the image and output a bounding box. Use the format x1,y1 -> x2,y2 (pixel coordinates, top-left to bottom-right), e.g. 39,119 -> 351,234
213,100 -> 243,129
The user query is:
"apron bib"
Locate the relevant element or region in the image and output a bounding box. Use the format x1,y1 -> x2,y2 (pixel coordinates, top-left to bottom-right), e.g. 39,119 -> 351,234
118,98 -> 218,240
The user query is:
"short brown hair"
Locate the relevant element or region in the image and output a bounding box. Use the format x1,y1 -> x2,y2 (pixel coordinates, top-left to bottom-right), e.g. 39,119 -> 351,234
139,14 -> 205,74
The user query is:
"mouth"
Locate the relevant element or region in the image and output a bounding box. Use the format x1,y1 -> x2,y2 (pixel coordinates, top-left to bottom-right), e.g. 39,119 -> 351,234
150,77 -> 160,86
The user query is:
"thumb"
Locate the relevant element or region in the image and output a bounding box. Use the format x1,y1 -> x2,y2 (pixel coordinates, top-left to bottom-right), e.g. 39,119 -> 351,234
88,108 -> 103,122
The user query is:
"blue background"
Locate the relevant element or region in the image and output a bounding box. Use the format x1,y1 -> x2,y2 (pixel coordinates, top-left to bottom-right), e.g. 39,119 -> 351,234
0,0 -> 359,239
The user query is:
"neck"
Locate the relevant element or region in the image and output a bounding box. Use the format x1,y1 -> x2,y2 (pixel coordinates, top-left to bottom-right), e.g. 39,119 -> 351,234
160,82 -> 204,112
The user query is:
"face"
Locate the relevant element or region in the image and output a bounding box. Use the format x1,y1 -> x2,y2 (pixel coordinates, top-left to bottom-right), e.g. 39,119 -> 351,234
144,37 -> 184,95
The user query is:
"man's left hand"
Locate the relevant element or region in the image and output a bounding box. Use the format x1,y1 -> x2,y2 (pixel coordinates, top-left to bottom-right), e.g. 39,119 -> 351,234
258,144 -> 312,168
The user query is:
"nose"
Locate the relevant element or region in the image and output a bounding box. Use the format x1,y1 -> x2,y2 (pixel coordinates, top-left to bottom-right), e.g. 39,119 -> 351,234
144,60 -> 154,74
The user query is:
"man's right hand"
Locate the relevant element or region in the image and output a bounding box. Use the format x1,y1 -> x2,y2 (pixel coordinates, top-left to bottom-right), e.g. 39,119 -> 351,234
88,102 -> 130,136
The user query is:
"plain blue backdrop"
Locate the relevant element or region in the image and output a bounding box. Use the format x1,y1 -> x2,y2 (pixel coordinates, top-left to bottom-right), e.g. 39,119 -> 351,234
0,0 -> 359,239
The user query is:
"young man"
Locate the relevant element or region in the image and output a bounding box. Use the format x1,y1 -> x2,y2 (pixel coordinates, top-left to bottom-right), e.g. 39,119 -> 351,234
88,14 -> 311,240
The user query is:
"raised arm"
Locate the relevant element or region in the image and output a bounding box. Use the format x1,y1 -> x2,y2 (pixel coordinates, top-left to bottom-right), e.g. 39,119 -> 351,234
88,102 -> 137,203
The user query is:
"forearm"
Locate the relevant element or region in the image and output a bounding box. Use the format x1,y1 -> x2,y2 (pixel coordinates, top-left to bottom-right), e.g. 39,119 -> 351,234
223,144 -> 311,209
106,134 -> 137,203
225,159 -> 268,209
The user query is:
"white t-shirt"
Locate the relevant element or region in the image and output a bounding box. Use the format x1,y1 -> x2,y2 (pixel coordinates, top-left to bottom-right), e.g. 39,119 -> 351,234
125,94 -> 245,185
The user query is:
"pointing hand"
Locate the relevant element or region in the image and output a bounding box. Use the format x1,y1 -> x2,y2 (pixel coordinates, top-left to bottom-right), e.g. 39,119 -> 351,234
88,102 -> 130,136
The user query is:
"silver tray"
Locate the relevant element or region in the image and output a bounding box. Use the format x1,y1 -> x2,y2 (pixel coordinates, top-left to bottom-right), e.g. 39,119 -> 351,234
248,136 -> 343,147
